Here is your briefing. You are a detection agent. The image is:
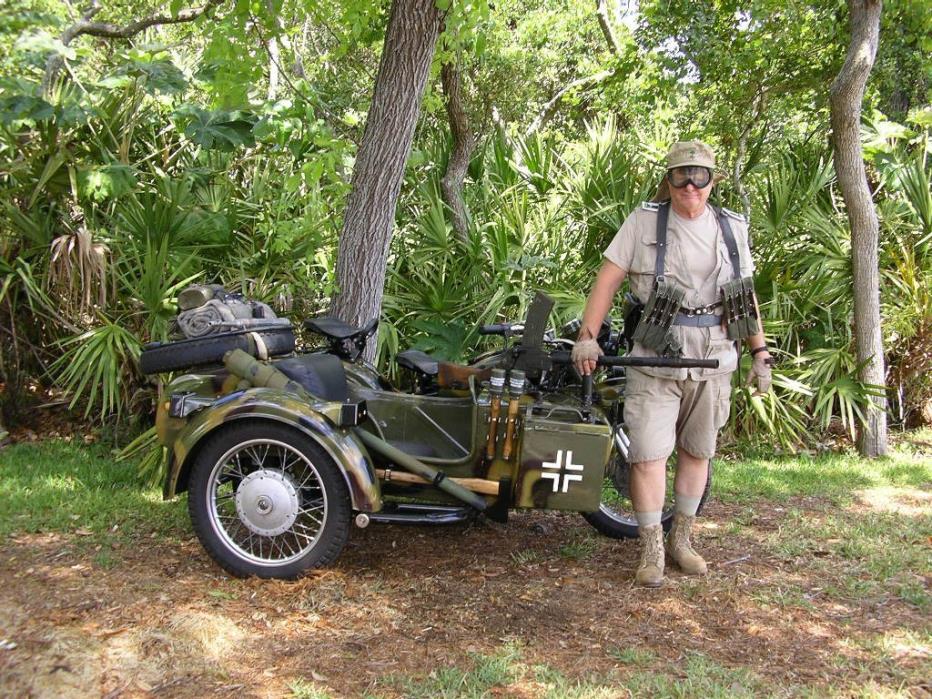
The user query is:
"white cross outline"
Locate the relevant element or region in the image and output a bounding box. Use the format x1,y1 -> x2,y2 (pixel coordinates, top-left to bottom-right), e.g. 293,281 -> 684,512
541,449 -> 584,493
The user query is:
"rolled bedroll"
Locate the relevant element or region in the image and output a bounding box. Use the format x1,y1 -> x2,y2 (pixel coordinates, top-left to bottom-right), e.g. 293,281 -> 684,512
139,325 -> 295,374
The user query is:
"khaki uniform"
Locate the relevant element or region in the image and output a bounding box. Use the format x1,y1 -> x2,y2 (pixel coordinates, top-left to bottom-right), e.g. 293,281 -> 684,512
603,203 -> 754,462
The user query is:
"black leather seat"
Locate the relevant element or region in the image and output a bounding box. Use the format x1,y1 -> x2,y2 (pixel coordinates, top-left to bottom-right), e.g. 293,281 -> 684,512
273,354 -> 348,402
305,316 -> 378,341
396,349 -> 439,376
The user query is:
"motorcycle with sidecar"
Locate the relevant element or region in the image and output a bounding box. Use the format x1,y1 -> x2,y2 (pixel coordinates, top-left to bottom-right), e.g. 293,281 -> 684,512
145,292 -> 716,579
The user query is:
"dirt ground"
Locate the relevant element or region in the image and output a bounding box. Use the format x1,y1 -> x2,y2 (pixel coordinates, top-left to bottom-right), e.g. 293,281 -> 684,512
0,497 -> 929,699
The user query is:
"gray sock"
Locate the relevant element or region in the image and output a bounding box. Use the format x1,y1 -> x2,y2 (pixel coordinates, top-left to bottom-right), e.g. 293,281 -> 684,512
674,493 -> 702,517
635,510 -> 662,527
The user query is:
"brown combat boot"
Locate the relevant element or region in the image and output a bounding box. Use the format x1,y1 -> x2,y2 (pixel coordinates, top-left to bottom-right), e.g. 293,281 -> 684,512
667,512 -> 707,575
635,523 -> 664,587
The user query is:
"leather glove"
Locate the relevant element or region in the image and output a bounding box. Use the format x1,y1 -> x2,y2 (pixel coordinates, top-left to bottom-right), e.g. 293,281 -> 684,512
747,355 -> 773,395
572,338 -> 603,376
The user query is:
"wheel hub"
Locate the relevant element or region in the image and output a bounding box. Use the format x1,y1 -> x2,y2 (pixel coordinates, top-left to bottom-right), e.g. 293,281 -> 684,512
234,469 -> 300,536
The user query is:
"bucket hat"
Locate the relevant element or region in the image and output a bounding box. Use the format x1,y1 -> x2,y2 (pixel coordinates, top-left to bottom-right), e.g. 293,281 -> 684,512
652,140 -> 723,202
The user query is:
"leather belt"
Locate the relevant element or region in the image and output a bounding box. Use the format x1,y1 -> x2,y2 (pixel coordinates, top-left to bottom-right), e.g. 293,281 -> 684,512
674,313 -> 722,327
679,301 -> 722,316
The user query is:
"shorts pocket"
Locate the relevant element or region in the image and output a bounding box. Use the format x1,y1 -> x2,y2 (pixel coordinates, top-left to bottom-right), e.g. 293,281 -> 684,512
701,338 -> 738,378
713,376 -> 733,430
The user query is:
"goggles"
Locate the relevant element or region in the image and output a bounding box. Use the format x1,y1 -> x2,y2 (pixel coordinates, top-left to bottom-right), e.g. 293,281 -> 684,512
666,166 -> 713,189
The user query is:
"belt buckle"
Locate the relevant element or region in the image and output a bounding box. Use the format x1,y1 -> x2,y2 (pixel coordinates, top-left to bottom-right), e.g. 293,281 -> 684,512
696,307 -> 705,315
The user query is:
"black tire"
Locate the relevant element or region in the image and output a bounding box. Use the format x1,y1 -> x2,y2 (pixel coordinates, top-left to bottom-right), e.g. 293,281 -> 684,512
187,421 -> 351,579
582,438 -> 713,539
139,326 -> 295,374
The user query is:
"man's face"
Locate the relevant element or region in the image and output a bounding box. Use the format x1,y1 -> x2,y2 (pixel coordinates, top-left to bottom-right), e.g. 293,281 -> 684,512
668,166 -> 712,216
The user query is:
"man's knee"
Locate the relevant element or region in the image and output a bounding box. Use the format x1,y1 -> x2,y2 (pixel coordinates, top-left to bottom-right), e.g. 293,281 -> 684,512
676,447 -> 709,466
631,458 -> 667,474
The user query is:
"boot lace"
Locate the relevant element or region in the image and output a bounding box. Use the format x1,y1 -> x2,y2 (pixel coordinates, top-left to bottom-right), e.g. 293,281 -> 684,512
640,526 -> 664,567
672,515 -> 698,555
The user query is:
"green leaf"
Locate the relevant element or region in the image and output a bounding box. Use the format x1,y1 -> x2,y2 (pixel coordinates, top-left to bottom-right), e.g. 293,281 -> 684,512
28,149 -> 67,209
174,106 -> 257,151
0,95 -> 54,124
79,164 -> 138,203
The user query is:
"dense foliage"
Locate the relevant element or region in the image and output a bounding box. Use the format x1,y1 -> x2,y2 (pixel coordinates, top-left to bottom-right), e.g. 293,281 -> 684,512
1,0 -> 930,455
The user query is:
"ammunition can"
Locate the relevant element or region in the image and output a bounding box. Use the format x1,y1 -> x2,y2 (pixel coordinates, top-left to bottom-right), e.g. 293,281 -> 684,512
515,411 -> 612,511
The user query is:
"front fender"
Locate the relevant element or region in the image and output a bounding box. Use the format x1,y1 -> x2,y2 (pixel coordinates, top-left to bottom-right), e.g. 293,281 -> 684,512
163,388 -> 381,513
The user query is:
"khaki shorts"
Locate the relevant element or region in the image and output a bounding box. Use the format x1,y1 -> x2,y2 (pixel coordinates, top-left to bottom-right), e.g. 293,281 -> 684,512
623,367 -> 732,463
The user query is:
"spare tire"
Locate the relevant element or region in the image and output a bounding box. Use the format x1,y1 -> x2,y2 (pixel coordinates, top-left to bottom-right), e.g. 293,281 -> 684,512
140,326 -> 295,374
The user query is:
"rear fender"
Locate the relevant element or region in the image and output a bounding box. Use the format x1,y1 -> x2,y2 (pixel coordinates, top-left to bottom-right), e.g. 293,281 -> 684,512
163,388 -> 381,513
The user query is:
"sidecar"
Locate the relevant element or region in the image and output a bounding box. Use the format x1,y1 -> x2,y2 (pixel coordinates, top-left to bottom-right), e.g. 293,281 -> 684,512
147,292 -> 711,579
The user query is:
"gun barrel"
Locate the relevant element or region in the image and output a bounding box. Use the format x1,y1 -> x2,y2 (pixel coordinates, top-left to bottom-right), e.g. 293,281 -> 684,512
551,351 -> 718,369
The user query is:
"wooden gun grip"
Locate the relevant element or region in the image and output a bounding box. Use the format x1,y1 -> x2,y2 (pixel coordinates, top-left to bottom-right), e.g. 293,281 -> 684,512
501,397 -> 521,461
485,395 -> 501,460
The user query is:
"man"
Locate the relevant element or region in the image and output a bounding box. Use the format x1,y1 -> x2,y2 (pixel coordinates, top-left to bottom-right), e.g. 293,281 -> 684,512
572,141 -> 772,587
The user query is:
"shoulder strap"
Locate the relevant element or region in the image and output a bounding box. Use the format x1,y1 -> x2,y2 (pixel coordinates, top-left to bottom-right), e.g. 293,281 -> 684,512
711,205 -> 741,280
654,201 -> 670,281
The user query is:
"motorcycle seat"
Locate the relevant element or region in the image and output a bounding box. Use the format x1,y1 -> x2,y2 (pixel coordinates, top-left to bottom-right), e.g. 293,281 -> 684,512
305,316 -> 378,341
273,353 -> 348,402
396,349 -> 439,376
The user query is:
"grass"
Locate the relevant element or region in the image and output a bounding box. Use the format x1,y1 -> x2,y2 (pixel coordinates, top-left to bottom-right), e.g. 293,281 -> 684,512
713,431 -> 931,504
558,530 -> 600,560
387,644 -> 521,698
0,440 -> 188,543
755,505 -> 932,611
1,436 -> 929,697
606,646 -> 656,666
288,680 -> 334,699
382,646 -> 768,698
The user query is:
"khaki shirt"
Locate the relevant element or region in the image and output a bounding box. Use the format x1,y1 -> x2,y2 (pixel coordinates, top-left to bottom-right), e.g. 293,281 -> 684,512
603,202 -> 755,380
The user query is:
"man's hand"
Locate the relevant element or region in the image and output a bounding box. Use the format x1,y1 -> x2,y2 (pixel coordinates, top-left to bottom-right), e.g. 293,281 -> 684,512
747,353 -> 773,395
572,338 -> 603,376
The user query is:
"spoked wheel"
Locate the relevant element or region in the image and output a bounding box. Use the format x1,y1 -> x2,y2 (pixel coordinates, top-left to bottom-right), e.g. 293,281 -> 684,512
582,429 -> 712,539
188,422 -> 351,578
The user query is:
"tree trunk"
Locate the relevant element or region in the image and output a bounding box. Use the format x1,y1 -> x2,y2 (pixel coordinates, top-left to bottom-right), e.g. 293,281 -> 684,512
330,0 -> 444,358
829,0 -> 887,456
595,0 -> 621,56
440,62 -> 477,242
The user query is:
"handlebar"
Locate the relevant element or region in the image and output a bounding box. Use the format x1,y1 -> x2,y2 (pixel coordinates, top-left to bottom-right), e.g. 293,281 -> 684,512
479,323 -> 523,336
548,350 -> 719,370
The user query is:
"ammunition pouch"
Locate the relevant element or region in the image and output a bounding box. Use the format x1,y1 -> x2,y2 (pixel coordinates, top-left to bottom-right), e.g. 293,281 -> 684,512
631,279 -> 686,357
720,276 -> 759,340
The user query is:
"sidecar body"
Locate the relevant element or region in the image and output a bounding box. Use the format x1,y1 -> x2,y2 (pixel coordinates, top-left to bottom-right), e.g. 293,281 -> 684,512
146,291 -> 710,579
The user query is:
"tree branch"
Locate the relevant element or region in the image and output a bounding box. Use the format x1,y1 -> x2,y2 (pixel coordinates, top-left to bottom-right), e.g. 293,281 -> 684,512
440,62 -> 478,242
525,70 -> 613,138
524,2 -> 621,138
596,0 -> 621,56
731,87 -> 766,221
43,0 -> 225,93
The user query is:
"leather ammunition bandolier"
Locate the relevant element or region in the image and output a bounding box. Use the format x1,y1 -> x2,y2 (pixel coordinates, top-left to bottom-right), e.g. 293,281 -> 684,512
629,201 -> 758,356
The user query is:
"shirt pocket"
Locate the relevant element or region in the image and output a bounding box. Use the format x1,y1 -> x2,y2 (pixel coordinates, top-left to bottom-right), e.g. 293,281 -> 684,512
630,234 -> 658,274
701,337 -> 738,378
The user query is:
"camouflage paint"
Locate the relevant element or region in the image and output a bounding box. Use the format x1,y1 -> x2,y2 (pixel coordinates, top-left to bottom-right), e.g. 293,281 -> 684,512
352,387 -> 477,465
160,386 -> 381,513
514,410 -> 612,512
155,361 -> 617,514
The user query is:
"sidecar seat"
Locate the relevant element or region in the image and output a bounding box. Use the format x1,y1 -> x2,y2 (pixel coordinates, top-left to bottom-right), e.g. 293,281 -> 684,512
396,349 -> 439,376
273,354 -> 348,402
